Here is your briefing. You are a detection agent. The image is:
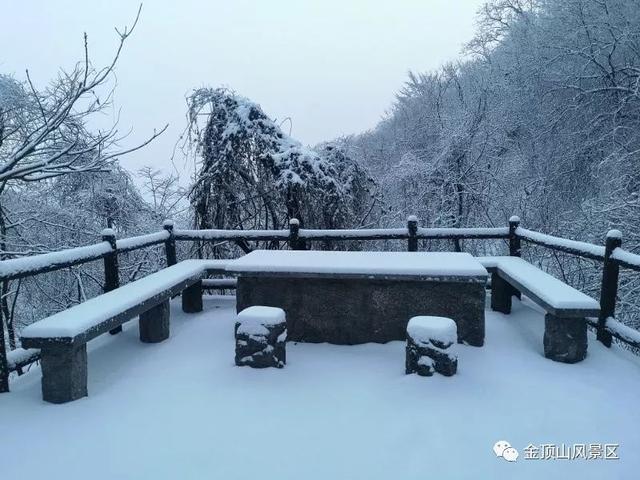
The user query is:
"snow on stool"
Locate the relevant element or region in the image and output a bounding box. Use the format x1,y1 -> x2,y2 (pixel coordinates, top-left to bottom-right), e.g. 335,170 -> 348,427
235,306 -> 286,368
406,316 -> 458,377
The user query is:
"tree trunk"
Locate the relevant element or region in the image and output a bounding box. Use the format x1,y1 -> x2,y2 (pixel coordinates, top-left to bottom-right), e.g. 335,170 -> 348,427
0,202 -> 10,391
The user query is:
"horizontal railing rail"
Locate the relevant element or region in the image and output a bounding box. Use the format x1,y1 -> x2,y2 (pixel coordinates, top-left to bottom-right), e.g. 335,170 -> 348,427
0,242 -> 113,282
3,214 -> 640,387
516,227 -> 607,261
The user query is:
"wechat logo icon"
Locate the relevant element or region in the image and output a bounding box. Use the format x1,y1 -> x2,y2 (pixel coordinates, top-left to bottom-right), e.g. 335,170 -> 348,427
494,440 -> 519,462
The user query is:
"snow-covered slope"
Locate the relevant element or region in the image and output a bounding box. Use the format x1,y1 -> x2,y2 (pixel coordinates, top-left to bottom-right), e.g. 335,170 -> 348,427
1,295 -> 639,479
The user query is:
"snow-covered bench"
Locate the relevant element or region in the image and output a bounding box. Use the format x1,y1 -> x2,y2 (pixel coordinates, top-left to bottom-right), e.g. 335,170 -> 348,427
20,259 -> 227,403
478,256 -> 600,363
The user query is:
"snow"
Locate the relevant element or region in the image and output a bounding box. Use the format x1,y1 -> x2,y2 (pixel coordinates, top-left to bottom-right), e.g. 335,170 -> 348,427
417,356 -> 435,368
407,316 -> 457,346
0,242 -> 113,280
417,227 -> 509,237
115,231 -> 170,252
477,256 -> 600,311
516,227 -> 606,259
236,306 -> 285,335
174,229 -> 289,240
6,348 -> 40,370
509,215 -> 521,223
607,229 -> 622,240
611,247 -> 640,269
407,215 -> 418,222
605,317 -> 640,346
289,218 -> 300,226
21,259 -> 228,340
227,250 -> 488,278
2,295 -> 640,479
173,226 -> 508,241
162,219 -> 174,228
477,256 -> 502,269
299,228 -> 407,238
101,228 -> 115,237
202,278 -> 237,288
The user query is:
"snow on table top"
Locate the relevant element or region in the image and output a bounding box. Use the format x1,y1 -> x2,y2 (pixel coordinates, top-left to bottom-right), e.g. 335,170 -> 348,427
21,259 -> 228,340
226,250 -> 488,278
407,316 -> 457,346
236,306 -> 285,335
478,256 -> 600,311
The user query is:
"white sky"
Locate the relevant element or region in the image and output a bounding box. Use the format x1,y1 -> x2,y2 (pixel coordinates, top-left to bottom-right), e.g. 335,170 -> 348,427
0,0 -> 486,179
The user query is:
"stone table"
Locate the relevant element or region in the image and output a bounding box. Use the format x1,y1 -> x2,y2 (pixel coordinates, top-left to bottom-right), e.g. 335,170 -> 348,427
227,251 -> 488,347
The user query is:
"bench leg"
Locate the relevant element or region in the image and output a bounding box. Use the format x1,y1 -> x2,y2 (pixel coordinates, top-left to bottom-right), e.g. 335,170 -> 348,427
139,300 -> 170,343
182,280 -> 203,313
490,272 -> 512,314
543,314 -> 587,363
40,344 -> 88,404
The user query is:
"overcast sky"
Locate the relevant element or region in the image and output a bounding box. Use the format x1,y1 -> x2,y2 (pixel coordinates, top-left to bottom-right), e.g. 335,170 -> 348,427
0,0 -> 486,179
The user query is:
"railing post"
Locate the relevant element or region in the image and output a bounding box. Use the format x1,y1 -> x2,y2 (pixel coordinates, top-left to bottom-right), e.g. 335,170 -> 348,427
0,326 -> 8,393
102,229 -> 121,335
508,216 -> 521,257
407,216 -> 418,252
597,230 -> 621,347
289,218 -> 302,250
163,220 -> 177,267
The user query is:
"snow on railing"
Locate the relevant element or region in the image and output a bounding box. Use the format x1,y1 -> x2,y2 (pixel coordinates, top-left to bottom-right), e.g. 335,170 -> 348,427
418,227 -> 509,239
611,247 -> 640,272
176,226 -> 510,241
516,227 -> 606,260
606,317 -> 640,348
587,317 -> 640,349
6,348 -> 40,371
174,229 -> 290,241
0,242 -> 113,281
202,278 -> 237,289
299,228 -> 408,239
116,231 -> 170,253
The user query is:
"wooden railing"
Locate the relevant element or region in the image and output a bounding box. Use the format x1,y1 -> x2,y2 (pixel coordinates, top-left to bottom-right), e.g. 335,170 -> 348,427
2,215 -> 640,384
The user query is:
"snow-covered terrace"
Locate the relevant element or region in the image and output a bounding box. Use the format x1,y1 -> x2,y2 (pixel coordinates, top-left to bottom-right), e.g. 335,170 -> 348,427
1,295 -> 639,479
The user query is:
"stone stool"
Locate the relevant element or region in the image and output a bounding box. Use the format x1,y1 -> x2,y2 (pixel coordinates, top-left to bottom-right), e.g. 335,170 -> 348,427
235,306 -> 287,368
406,316 -> 458,377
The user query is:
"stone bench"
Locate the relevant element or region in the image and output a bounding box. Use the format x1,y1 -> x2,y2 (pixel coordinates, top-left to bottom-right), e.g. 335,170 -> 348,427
478,256 -> 600,363
235,306 -> 286,368
406,316 -> 458,377
20,259 -> 227,403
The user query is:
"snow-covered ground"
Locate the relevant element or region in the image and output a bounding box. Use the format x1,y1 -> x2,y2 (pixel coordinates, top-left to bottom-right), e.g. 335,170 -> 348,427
2,295 -> 640,480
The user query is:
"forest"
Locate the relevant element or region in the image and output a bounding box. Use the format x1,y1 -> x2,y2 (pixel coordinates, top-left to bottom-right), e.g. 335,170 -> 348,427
1,0 -> 639,355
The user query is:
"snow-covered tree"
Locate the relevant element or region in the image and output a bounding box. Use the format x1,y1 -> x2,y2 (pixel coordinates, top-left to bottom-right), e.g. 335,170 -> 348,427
344,0 -> 640,329
185,88 -> 378,255
0,6 -> 167,392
